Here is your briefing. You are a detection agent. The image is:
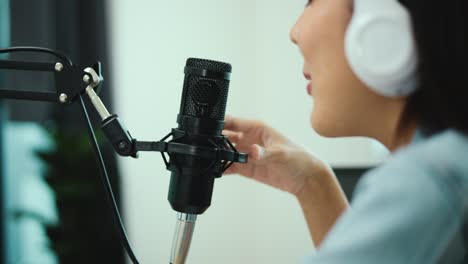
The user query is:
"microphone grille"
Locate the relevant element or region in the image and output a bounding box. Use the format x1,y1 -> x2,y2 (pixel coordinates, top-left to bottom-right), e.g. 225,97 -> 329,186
181,58 -> 232,121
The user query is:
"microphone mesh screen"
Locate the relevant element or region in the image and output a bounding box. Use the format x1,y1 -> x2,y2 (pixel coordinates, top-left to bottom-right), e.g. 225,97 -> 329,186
182,58 -> 231,120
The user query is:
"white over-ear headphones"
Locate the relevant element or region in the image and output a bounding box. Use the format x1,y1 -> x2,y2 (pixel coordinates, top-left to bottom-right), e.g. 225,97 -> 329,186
345,0 -> 419,97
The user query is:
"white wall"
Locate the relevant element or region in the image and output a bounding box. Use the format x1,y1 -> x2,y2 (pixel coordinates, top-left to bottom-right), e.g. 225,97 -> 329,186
108,1 -> 388,263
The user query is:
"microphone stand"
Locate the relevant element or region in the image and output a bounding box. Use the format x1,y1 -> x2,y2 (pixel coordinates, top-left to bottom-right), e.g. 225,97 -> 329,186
0,48 -> 248,264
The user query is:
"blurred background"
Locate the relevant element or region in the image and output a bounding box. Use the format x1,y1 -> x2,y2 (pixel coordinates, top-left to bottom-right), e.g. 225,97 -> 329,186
0,0 -> 389,263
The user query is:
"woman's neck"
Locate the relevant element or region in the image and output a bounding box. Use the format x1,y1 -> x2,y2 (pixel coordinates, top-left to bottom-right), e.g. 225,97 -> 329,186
374,103 -> 418,152
388,122 -> 418,152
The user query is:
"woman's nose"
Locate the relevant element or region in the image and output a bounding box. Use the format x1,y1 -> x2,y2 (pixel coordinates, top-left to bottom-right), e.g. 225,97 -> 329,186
290,22 -> 299,45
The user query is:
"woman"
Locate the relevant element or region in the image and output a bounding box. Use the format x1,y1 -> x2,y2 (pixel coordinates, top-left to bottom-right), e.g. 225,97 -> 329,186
223,0 -> 468,263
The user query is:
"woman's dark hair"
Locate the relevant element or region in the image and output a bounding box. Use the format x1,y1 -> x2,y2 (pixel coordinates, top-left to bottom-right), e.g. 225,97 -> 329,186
400,0 -> 468,136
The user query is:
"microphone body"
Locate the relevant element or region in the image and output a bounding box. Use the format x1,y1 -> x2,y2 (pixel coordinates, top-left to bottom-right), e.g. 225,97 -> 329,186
168,58 -> 232,215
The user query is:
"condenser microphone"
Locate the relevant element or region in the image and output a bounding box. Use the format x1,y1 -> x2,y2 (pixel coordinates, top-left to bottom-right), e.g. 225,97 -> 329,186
169,58 -> 240,264
169,58 -> 232,214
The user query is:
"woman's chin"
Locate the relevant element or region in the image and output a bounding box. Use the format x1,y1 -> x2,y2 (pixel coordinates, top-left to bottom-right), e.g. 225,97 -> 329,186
310,111 -> 329,137
310,111 -> 343,138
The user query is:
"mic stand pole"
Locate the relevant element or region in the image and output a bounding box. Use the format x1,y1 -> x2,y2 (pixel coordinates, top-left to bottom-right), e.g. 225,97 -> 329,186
170,213 -> 197,264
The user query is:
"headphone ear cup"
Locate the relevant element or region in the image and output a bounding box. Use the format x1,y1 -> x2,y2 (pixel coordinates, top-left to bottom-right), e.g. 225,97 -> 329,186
345,1 -> 418,97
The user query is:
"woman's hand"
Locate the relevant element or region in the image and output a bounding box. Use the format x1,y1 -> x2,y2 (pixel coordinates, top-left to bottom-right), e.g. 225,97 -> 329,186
223,115 -> 331,196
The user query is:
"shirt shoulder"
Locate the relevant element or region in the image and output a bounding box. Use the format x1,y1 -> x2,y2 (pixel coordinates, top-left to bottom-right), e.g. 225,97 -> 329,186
358,130 -> 468,208
303,130 -> 468,264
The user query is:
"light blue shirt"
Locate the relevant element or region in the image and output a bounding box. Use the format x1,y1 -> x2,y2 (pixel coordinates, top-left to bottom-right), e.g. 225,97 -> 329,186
304,130 -> 468,263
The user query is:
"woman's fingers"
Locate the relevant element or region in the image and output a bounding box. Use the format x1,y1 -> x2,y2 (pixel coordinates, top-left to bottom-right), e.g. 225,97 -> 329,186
224,162 -> 252,176
223,144 -> 259,176
222,130 -> 242,144
249,144 -> 264,161
250,144 -> 277,165
225,115 -> 267,146
223,129 -> 258,151
224,144 -> 268,175
225,115 -> 260,132
223,163 -> 240,175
